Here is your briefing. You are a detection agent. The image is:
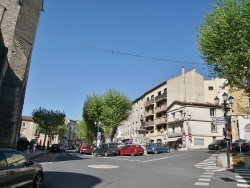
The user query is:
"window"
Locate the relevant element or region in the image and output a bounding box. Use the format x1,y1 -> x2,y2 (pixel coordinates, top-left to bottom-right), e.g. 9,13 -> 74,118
4,151 -> 28,167
22,122 -> 26,127
210,109 -> 215,116
164,88 -> 167,94
211,123 -> 217,132
158,91 -> 161,96
0,152 -> 7,169
151,95 -> 154,99
194,138 -> 204,146
208,86 -> 214,90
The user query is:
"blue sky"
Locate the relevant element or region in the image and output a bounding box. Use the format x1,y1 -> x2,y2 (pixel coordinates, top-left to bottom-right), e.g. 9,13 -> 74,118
23,0 -> 215,120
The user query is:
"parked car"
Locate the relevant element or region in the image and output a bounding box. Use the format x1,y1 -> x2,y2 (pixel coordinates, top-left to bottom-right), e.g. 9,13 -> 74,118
0,147 -> 43,188
50,144 -> 61,153
93,143 -> 119,157
146,143 -> 170,154
119,144 -> 144,156
232,139 -> 250,152
208,139 -> 227,150
79,143 -> 92,154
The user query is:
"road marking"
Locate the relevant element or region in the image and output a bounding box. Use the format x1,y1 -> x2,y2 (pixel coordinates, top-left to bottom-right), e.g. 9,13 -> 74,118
198,178 -> 211,182
234,169 -> 250,187
237,184 -> 250,187
194,182 -> 209,186
201,175 -> 213,178
88,164 -> 119,169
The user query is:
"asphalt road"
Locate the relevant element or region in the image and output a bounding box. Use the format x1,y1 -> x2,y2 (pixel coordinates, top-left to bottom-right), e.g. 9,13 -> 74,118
32,149 -> 248,188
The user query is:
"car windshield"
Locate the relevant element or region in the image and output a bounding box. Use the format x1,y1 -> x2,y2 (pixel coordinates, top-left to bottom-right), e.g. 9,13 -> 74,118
212,140 -> 221,144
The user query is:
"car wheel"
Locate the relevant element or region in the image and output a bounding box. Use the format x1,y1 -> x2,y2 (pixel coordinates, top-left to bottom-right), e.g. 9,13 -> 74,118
154,150 -> 158,154
104,152 -> 108,157
131,152 -> 135,156
167,148 -> 170,153
218,146 -> 221,150
33,172 -> 43,188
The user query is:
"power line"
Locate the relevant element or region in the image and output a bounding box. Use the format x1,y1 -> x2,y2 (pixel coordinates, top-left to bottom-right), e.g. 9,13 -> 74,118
15,29 -> 205,65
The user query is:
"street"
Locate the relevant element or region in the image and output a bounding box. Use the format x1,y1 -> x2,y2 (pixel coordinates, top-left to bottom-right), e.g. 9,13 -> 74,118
30,149 -> 246,188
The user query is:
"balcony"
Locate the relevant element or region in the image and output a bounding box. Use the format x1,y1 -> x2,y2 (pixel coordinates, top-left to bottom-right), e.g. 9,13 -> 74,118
144,120 -> 154,127
154,117 -> 166,125
155,93 -> 167,102
167,116 -> 185,123
144,99 -> 155,107
144,109 -> 154,117
167,131 -> 182,138
155,104 -> 167,114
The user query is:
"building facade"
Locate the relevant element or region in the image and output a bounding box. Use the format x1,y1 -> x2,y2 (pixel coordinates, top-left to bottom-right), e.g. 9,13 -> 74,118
117,67 -> 249,149
0,0 -> 44,148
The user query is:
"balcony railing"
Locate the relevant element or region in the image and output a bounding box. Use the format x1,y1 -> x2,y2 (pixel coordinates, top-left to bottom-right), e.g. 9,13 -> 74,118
144,120 -> 154,127
144,99 -> 155,107
155,93 -> 167,102
167,131 -> 182,138
144,109 -> 154,116
167,116 -> 185,123
155,104 -> 167,114
154,117 -> 166,125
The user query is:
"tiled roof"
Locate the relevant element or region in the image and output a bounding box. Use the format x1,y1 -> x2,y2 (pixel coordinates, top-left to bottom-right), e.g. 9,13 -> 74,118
22,116 -> 33,121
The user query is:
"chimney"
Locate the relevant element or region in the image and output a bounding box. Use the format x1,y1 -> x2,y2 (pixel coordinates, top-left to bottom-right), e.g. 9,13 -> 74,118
182,66 -> 185,75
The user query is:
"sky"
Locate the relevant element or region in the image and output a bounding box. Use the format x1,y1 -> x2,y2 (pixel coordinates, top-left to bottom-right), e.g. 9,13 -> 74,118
22,0 -> 216,120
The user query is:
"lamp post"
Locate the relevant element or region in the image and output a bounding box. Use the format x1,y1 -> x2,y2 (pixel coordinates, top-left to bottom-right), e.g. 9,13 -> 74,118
95,121 -> 101,146
214,92 -> 234,168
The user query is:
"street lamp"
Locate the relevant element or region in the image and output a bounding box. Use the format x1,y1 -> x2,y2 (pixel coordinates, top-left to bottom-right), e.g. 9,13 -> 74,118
214,92 -> 234,168
95,121 -> 101,146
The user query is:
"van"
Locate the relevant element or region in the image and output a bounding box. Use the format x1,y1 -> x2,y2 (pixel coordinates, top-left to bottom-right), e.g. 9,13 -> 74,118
93,143 -> 119,157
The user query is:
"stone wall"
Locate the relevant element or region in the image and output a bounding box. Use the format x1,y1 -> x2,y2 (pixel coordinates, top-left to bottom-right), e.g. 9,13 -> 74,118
0,0 -> 44,148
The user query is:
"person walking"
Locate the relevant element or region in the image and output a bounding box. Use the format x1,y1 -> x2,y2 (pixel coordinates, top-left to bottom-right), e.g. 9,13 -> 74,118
29,140 -> 34,154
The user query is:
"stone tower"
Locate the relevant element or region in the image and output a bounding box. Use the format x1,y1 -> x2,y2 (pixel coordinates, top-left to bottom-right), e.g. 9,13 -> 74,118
0,0 -> 44,147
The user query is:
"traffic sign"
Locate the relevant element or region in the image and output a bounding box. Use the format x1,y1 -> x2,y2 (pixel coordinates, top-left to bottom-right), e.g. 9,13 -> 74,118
213,120 -> 229,125
212,116 -> 230,121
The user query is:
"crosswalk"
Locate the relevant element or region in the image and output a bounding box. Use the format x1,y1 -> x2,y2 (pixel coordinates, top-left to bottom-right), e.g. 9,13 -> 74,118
194,154 -> 225,186
235,169 -> 250,187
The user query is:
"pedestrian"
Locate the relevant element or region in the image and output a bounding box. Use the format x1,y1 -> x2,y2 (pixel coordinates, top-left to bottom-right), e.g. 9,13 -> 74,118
29,140 -> 34,154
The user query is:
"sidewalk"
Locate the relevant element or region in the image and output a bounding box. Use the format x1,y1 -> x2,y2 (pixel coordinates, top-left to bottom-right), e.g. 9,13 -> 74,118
20,148 -> 49,159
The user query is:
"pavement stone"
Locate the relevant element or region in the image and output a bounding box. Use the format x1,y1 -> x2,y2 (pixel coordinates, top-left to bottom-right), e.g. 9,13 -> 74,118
20,149 -> 49,159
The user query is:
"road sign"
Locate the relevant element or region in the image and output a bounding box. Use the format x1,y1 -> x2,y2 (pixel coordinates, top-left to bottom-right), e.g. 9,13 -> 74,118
212,116 -> 231,125
213,120 -> 229,125
212,116 -> 230,121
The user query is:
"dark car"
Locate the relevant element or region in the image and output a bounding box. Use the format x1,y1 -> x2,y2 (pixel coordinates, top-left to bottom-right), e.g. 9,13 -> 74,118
146,143 -> 170,154
50,144 -> 61,153
208,139 -> 227,150
232,139 -> 250,152
0,147 -> 43,188
93,143 -> 119,157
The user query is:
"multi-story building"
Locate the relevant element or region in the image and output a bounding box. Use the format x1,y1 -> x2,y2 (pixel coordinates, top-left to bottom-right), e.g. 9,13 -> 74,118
61,118 -> 79,148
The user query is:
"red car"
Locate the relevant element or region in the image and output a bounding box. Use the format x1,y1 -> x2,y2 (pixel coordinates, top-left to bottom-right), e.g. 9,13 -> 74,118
79,143 -> 92,154
119,144 -> 144,156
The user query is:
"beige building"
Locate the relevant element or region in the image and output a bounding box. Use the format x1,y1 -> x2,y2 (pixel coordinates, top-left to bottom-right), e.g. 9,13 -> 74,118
60,118 -> 79,148
117,67 -> 249,148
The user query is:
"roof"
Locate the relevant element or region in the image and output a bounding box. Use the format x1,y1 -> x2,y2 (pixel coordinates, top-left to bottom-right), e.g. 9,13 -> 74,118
22,116 -> 34,122
167,100 -> 217,111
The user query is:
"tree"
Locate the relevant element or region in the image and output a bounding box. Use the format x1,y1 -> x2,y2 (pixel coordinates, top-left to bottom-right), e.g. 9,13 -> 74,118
82,89 -> 132,142
76,120 -> 94,143
197,0 -> 250,95
101,89 -> 132,141
32,107 -> 66,149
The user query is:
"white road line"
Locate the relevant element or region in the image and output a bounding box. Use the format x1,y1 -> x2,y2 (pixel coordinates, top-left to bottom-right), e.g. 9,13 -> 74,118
201,175 -> 213,178
198,178 -> 211,182
194,182 -> 209,186
237,184 -> 250,187
204,172 -> 214,175
237,179 -> 250,183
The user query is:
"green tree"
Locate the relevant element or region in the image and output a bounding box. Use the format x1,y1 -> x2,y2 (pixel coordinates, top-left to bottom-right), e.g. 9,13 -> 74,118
32,107 -> 66,149
82,89 -> 132,142
197,0 -> 250,94
76,120 -> 95,143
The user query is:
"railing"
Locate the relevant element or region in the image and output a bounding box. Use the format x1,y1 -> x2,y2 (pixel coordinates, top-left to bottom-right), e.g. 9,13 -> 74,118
167,131 -> 182,138
155,104 -> 167,114
144,109 -> 154,116
144,99 -> 155,106
167,116 -> 185,122
155,93 -> 167,101
144,120 -> 154,127
154,117 -> 166,125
